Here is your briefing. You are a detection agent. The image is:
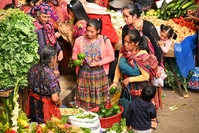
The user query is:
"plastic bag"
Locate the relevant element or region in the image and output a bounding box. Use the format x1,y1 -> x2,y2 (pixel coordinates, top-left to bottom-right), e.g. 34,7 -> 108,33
174,34 -> 197,77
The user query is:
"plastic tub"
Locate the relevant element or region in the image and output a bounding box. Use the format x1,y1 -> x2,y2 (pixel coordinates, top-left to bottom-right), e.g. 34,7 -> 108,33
90,106 -> 124,128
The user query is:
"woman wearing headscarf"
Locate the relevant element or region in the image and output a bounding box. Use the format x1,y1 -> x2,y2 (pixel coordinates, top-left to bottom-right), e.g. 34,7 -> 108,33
30,2 -> 63,62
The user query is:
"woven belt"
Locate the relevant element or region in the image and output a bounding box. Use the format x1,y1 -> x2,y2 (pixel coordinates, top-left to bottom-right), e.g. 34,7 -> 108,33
80,66 -> 103,71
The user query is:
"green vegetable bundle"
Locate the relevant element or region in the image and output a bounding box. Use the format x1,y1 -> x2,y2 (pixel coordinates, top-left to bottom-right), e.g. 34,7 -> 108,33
0,9 -> 39,90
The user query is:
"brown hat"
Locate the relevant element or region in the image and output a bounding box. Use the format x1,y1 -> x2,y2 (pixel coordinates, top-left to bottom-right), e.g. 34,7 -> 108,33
109,0 -> 133,9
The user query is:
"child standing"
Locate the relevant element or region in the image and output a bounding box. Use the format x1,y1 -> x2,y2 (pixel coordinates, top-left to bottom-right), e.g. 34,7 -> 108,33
126,85 -> 157,133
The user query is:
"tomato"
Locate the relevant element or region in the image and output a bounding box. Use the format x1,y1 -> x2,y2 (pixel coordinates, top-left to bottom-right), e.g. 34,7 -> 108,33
73,59 -> 82,66
77,53 -> 86,60
110,86 -> 117,94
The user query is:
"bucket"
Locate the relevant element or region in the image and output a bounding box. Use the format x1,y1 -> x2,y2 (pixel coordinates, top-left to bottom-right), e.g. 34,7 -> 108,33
90,106 -> 124,128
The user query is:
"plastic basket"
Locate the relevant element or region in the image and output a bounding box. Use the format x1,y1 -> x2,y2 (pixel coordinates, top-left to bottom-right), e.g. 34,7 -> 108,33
90,106 -> 124,128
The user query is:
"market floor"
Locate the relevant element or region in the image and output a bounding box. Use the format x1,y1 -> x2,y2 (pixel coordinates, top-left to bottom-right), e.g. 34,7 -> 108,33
59,75 -> 199,133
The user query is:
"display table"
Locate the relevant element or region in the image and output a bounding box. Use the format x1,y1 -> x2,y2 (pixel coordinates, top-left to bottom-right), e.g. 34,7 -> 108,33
0,89 -> 13,97
164,43 -> 185,96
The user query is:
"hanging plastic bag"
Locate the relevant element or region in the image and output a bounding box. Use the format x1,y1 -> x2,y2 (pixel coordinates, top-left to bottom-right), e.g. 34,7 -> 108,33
174,34 -> 197,77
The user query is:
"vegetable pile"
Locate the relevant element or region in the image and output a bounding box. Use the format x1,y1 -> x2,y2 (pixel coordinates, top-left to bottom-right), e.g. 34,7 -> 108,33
106,118 -> 132,133
96,104 -> 121,118
157,0 -> 198,20
172,16 -> 195,31
0,9 -> 39,90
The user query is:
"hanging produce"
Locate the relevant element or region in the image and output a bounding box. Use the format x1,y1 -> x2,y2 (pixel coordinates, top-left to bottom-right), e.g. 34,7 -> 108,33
0,9 -> 39,90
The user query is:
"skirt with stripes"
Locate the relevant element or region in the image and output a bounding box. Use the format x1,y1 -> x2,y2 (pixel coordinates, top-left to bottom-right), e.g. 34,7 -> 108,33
75,66 -> 109,110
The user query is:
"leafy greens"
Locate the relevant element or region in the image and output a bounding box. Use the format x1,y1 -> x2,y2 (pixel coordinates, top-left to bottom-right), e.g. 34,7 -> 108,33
0,9 -> 39,90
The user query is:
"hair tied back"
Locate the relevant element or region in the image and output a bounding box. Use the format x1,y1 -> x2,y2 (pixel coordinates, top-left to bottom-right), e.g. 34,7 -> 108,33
68,0 -> 72,8
135,2 -> 142,14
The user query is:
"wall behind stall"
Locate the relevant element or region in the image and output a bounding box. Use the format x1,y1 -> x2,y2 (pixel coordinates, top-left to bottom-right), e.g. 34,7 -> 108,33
0,0 -> 18,9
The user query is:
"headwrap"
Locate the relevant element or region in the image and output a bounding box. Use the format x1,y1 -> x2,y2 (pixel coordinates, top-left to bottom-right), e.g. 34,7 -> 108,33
31,2 -> 56,46
30,2 -> 52,16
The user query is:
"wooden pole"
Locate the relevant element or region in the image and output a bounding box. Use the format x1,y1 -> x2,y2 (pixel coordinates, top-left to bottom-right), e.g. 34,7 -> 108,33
169,58 -> 184,97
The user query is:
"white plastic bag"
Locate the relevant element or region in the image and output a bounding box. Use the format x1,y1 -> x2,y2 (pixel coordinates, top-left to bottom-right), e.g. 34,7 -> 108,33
68,111 -> 101,133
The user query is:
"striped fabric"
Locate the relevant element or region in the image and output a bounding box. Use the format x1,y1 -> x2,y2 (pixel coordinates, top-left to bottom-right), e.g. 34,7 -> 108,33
75,66 -> 109,110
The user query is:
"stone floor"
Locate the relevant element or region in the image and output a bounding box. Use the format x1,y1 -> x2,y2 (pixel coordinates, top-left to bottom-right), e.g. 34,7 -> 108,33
59,75 -> 76,107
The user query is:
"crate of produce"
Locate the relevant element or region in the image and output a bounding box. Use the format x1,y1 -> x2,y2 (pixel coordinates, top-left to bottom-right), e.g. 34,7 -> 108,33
90,105 -> 124,128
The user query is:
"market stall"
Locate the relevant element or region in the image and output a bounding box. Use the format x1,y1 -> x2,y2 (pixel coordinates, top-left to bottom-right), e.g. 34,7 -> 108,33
0,0 -> 199,132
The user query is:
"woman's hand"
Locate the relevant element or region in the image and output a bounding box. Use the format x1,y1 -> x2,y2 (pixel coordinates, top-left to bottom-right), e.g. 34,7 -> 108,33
158,40 -> 164,47
185,15 -> 194,21
123,78 -> 130,87
52,93 -> 62,107
89,62 -> 100,67
55,32 -> 62,38
109,82 -> 118,90
58,50 -> 63,61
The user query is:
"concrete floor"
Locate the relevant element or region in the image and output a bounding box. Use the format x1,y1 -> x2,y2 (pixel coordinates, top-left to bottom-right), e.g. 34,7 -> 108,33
59,75 -> 76,107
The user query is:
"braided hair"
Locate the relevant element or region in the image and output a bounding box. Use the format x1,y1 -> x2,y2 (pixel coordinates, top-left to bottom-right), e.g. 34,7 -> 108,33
38,45 -> 58,92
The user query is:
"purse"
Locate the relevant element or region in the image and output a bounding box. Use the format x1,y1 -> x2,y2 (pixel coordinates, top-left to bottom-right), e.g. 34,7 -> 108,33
119,84 -> 132,118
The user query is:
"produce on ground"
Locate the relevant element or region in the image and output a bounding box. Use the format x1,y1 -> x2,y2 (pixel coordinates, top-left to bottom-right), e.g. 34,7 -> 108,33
0,9 -> 39,90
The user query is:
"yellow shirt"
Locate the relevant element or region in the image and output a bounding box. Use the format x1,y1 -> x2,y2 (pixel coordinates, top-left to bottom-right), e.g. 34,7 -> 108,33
113,50 -> 150,83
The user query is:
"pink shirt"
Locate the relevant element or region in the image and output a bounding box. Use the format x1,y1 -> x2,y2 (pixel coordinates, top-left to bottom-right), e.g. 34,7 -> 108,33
160,39 -> 172,54
72,35 -> 115,75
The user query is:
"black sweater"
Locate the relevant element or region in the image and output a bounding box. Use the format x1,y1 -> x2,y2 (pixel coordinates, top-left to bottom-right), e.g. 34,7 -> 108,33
122,20 -> 162,64
126,97 -> 156,130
